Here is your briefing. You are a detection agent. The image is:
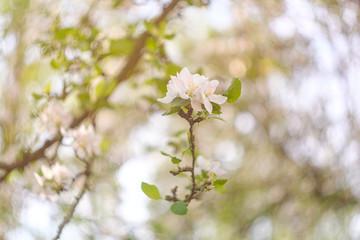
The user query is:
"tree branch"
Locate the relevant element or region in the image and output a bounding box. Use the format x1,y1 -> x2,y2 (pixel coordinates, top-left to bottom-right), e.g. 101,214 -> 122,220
0,0 -> 183,184
52,162 -> 91,240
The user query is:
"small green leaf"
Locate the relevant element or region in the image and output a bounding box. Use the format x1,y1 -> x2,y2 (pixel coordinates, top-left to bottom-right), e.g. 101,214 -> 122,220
32,93 -> 43,100
164,34 -> 176,40
160,151 -> 172,157
95,80 -> 117,99
146,37 -> 157,51
109,38 -> 134,55
223,78 -> 242,103
162,106 -> 180,116
171,157 -> 182,164
214,179 -> 228,194
214,179 -> 227,187
211,102 -> 222,114
54,28 -> 78,40
141,182 -> 162,200
45,82 -> 51,94
170,201 -> 188,215
160,152 -> 182,164
201,170 -> 209,179
171,97 -> 190,107
50,59 -> 60,69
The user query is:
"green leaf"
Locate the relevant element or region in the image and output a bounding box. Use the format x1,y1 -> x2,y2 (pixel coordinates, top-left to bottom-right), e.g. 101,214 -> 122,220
160,152 -> 182,164
32,93 -> 43,100
141,182 -> 162,200
54,28 -> 78,40
170,201 -> 188,215
95,80 -> 117,99
211,102 -> 222,114
214,179 -> 228,194
50,59 -> 60,69
109,38 -> 134,55
164,34 -> 176,40
171,97 -> 190,107
214,179 -> 227,187
146,37 -> 157,52
45,82 -> 51,94
223,78 -> 242,103
162,106 -> 180,116
171,157 -> 182,164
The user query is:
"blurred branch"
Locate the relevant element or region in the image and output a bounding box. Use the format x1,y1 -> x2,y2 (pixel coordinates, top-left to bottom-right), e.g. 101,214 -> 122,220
52,161 -> 92,240
0,0 -> 183,184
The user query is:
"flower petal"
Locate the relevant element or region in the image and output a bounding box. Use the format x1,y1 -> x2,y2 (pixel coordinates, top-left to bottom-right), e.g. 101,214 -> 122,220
209,80 -> 219,92
203,98 -> 213,113
208,94 -> 227,104
157,92 -> 177,103
191,98 -> 202,111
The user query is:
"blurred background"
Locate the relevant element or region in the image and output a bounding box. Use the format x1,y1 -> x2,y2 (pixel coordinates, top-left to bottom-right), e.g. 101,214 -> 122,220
0,0 -> 360,239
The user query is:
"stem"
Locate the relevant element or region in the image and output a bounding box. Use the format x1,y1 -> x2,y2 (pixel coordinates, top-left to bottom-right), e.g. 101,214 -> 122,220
189,122 -> 196,197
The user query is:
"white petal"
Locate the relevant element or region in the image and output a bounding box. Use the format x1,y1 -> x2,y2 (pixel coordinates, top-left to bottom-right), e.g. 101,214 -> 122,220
179,67 -> 191,78
203,98 -> 213,113
209,80 -> 219,92
208,94 -> 227,104
191,98 -> 202,111
172,76 -> 187,92
157,92 -> 177,103
34,173 -> 44,186
41,165 -> 53,180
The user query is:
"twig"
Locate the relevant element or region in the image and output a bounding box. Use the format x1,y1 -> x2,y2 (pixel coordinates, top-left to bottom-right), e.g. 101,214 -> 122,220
174,107 -> 205,204
52,162 -> 91,240
170,166 -> 192,176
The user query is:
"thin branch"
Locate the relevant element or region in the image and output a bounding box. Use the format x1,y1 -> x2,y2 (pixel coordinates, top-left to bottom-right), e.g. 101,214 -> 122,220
170,166 -> 192,176
185,119 -> 197,204
52,163 -> 91,240
175,107 -> 205,204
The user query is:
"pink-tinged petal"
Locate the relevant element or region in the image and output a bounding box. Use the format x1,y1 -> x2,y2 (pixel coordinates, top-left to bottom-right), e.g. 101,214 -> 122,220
157,92 -> 177,103
208,94 -> 227,104
179,67 -> 191,77
172,76 -> 187,92
178,67 -> 192,83
203,98 -> 213,113
209,80 -> 219,91
191,98 -> 202,111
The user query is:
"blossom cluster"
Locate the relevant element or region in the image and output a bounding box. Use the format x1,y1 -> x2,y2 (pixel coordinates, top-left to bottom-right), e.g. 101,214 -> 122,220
34,162 -> 71,201
39,102 -> 73,138
158,68 -> 227,113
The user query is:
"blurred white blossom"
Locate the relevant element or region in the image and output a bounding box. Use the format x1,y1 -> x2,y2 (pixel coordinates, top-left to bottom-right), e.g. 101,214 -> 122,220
34,162 -> 70,186
195,155 -> 226,176
39,102 -> 73,137
70,124 -> 101,159
34,162 -> 71,201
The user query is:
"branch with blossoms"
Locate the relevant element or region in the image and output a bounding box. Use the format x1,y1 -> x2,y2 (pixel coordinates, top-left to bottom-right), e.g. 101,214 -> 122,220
0,0 -> 183,184
141,68 -> 241,215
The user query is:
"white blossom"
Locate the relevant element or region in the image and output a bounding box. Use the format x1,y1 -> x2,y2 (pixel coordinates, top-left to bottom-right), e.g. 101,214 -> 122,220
36,162 -> 70,185
157,67 -> 227,113
39,102 -> 73,137
195,155 -> 226,176
70,124 -> 101,159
